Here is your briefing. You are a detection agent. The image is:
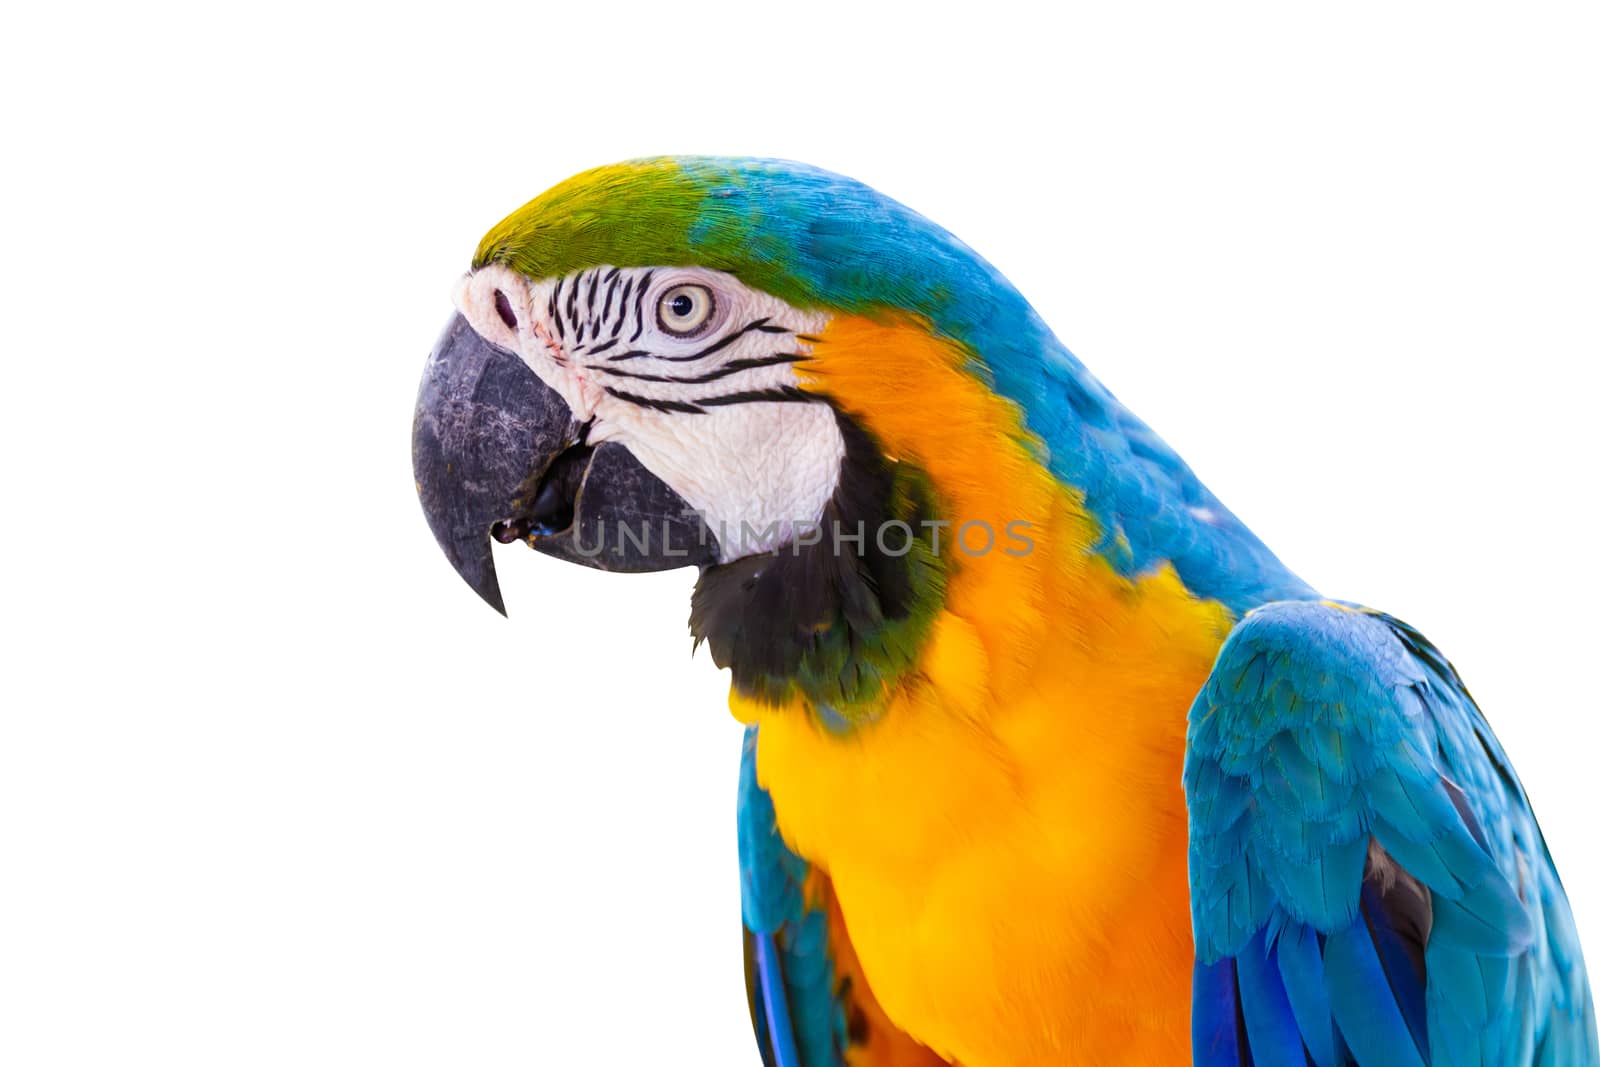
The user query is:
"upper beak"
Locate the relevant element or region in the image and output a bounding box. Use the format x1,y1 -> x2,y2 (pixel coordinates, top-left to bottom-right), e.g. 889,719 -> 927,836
411,314 -> 718,615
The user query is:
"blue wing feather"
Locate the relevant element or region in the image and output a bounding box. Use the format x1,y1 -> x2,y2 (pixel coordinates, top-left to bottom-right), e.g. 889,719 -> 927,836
750,931 -> 800,1067
738,726 -> 850,1067
1360,878 -> 1430,1054
1278,922 -> 1338,1067
1193,956 -> 1249,1067
1323,918 -> 1427,1067
1237,928 -> 1310,1067
1186,601 -> 1597,1065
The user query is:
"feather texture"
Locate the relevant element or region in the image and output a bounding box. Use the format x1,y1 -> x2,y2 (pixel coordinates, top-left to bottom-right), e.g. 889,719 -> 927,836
1186,602 -> 1596,1065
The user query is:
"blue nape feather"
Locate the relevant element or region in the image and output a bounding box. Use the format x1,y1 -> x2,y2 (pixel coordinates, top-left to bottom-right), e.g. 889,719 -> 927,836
677,157 -> 1314,615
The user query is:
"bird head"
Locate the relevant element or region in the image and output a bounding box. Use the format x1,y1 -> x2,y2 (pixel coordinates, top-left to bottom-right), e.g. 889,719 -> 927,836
413,156 -> 1285,710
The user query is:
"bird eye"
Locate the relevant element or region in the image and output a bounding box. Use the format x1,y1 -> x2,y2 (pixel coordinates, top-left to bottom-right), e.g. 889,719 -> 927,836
656,284 -> 715,338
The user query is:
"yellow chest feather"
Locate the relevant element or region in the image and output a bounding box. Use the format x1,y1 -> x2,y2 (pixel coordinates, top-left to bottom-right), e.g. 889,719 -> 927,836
733,562 -> 1226,1066
732,313 -> 1234,1065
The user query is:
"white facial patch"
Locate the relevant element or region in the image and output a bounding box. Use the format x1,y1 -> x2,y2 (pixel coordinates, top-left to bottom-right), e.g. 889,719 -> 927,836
455,264 -> 847,561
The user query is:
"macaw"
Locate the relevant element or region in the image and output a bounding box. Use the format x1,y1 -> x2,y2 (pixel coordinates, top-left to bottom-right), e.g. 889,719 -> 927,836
411,157 -> 1597,1066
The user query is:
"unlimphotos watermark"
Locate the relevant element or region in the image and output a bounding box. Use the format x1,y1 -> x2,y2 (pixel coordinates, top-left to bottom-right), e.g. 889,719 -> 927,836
561,516 -> 1036,559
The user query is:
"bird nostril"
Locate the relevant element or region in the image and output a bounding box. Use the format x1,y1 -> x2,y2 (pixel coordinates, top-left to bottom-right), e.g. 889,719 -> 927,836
494,289 -> 518,330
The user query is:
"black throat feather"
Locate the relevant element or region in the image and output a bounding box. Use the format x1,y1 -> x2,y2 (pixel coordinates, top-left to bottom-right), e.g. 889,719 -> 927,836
688,410 -> 947,716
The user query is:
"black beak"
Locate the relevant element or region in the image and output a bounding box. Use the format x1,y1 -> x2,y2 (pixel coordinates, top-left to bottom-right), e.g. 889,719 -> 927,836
412,314 -> 719,615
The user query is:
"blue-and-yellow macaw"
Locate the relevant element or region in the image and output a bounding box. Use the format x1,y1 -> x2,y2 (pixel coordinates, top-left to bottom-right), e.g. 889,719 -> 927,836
411,157 -> 1597,1066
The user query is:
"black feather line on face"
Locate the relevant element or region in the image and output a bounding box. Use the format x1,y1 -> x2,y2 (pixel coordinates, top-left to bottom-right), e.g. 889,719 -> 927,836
613,278 -> 633,338
600,381 -> 819,415
600,272 -> 619,327
593,353 -> 809,386
696,386 -> 813,407
688,409 -> 942,707
602,386 -> 704,414
629,271 -> 653,342
608,317 -> 787,363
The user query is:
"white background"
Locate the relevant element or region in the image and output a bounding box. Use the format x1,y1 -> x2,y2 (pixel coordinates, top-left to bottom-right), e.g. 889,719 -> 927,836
3,3 -> 1596,1064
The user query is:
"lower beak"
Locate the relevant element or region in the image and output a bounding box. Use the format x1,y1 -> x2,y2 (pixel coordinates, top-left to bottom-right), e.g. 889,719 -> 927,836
412,314 -> 717,615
